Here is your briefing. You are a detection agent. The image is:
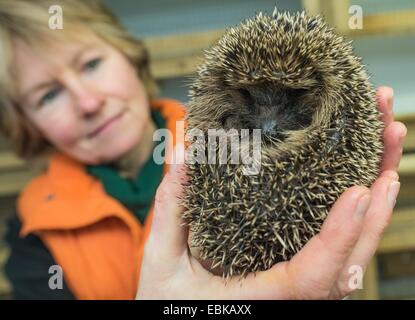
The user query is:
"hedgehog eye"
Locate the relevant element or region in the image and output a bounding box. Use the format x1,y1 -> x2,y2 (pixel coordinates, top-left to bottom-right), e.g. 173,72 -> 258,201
238,88 -> 255,108
286,88 -> 308,99
239,88 -> 251,100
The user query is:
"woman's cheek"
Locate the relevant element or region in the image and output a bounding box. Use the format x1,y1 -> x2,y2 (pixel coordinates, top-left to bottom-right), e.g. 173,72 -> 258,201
38,115 -> 81,148
99,54 -> 143,101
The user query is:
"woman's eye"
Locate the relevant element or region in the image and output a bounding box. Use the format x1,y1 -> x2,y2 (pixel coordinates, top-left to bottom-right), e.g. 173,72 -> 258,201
38,87 -> 62,107
83,58 -> 102,72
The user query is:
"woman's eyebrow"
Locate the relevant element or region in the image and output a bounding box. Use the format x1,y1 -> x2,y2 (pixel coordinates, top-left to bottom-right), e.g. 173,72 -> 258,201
22,45 -> 97,100
22,80 -> 56,101
70,45 -> 96,67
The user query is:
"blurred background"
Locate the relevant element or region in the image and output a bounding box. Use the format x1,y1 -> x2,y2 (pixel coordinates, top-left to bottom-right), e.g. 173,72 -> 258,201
0,0 -> 414,299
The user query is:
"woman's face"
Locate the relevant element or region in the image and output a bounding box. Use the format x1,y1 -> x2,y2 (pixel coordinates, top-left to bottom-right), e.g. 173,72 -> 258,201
14,34 -> 151,164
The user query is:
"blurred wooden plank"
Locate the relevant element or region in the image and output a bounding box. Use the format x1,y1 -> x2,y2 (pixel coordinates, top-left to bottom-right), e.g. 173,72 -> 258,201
396,113 -> 415,153
322,0 -> 350,34
301,0 -> 324,16
351,10 -> 415,37
379,208 -> 415,254
0,247 -> 11,297
397,175 -> 415,208
379,276 -> 415,300
363,257 -> 380,300
0,152 -> 26,170
301,0 -> 350,33
144,29 -> 223,59
0,136 -> 11,151
0,196 -> 15,244
378,250 -> 415,278
0,168 -> 37,196
399,154 -> 415,176
349,257 -> 379,300
150,51 -> 204,79
144,29 -> 224,79
302,0 -> 415,37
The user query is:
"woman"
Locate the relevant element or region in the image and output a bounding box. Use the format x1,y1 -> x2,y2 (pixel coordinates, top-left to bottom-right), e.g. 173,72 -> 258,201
0,0 -> 407,299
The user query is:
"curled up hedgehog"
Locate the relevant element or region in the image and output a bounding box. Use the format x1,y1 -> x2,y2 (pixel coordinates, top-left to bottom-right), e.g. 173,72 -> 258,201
182,9 -> 384,278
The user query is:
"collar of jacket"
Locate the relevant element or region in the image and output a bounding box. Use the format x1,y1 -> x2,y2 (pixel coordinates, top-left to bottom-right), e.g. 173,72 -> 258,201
18,98 -> 186,237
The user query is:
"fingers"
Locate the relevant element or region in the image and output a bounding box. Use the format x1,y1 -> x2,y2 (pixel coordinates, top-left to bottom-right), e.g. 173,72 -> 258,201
331,175 -> 400,298
376,86 -> 394,125
381,121 -> 407,172
282,186 -> 370,298
147,144 -> 188,260
376,86 -> 408,172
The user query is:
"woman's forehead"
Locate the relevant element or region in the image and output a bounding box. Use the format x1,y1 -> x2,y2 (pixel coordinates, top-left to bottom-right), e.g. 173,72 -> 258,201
16,31 -> 102,62
13,35 -> 103,99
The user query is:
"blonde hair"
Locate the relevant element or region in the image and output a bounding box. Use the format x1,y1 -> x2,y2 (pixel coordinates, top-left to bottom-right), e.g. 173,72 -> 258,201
0,0 -> 158,159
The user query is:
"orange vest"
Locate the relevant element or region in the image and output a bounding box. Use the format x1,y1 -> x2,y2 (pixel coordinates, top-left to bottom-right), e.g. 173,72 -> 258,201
17,99 -> 186,299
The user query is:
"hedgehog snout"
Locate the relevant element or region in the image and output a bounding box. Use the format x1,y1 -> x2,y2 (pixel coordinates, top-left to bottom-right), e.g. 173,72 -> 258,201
253,100 -> 300,135
241,84 -> 311,129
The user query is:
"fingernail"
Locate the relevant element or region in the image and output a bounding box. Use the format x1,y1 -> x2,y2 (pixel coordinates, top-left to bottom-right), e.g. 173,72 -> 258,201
355,194 -> 371,218
383,171 -> 399,181
387,88 -> 394,105
388,181 -> 400,208
399,127 -> 408,144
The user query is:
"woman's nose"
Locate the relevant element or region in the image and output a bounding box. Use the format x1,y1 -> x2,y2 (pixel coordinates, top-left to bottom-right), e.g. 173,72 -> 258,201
68,76 -> 105,116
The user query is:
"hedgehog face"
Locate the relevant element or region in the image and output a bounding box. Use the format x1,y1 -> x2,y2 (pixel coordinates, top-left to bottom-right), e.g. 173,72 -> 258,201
187,11 -> 344,150
223,83 -> 314,141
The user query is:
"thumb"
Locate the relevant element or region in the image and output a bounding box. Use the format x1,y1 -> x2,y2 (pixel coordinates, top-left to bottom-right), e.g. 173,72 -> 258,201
147,143 -> 189,260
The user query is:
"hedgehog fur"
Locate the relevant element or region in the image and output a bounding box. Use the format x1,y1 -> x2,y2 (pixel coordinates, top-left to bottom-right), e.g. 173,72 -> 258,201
182,9 -> 384,278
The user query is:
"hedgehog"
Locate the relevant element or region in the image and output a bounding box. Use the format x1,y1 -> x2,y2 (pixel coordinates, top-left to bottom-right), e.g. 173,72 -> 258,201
181,9 -> 384,279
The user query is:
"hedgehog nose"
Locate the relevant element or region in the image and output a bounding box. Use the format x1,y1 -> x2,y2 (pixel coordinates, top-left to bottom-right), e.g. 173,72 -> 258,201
262,120 -> 277,134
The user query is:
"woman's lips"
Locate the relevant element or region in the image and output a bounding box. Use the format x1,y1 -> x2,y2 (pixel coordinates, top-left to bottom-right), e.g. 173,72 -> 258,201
88,110 -> 125,138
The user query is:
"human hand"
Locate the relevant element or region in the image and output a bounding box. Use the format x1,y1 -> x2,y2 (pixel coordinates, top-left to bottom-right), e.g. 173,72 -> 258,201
136,86 -> 407,299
